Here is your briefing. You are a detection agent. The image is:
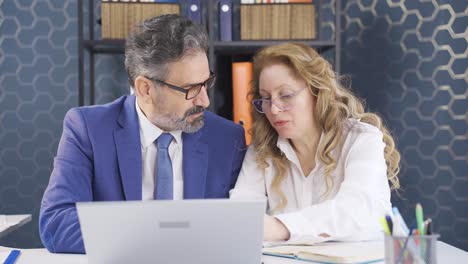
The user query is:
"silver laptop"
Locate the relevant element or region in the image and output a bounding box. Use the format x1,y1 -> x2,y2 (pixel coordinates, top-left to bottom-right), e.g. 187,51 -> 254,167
76,199 -> 265,264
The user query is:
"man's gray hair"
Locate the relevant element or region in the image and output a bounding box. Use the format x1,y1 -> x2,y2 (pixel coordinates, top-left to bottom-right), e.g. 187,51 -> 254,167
125,14 -> 209,87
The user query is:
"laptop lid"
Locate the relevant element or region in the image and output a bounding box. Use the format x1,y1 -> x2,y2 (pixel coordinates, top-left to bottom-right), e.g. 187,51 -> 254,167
76,199 -> 265,264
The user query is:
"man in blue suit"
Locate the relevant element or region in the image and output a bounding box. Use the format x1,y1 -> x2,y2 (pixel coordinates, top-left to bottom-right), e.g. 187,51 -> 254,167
39,14 -> 246,253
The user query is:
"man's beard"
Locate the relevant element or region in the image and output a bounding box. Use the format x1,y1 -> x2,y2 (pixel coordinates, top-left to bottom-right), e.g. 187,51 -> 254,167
154,106 -> 205,133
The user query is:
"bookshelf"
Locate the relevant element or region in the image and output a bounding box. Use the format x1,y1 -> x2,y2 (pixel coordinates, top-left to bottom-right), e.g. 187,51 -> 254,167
82,40 -> 126,53
213,40 -> 337,54
78,0 -> 341,118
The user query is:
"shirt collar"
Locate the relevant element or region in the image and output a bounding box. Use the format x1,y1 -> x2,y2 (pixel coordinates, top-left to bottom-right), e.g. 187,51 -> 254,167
135,98 -> 182,148
276,133 -> 324,167
276,137 -> 299,166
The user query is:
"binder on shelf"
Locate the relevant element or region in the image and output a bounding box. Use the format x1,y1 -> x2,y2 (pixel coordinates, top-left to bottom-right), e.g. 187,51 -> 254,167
187,0 -> 201,24
232,62 -> 253,145
232,0 -> 241,40
219,0 -> 233,41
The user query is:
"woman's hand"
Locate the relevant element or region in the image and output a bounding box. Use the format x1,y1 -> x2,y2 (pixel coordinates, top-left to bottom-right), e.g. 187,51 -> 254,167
263,214 -> 290,241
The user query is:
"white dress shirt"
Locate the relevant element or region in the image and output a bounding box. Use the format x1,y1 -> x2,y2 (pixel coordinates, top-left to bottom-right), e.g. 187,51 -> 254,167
230,119 -> 392,244
135,99 -> 184,200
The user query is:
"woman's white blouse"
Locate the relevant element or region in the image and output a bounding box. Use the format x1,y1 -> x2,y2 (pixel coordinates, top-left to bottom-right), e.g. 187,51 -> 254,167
230,120 -> 392,244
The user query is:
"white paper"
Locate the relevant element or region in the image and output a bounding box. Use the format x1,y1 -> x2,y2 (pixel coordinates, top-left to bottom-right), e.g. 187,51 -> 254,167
0,252 -> 9,263
0,215 -> 31,235
0,215 -> 13,233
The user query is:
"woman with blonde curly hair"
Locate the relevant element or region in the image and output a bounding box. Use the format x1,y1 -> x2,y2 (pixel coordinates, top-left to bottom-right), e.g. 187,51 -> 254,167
230,43 -> 400,244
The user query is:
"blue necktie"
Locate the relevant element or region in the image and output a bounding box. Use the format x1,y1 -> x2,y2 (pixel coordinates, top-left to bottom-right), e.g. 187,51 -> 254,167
154,133 -> 174,200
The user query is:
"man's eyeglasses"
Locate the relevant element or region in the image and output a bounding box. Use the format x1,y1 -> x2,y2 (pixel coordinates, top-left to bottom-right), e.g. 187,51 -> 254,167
147,72 -> 216,100
252,87 -> 307,114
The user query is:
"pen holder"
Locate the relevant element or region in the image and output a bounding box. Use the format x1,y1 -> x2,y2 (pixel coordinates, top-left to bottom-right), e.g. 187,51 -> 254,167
384,234 -> 439,264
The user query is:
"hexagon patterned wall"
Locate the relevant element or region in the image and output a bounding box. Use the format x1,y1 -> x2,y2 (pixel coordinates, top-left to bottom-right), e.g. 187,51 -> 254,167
0,0 -> 467,251
0,0 -> 128,249
341,0 -> 467,251
1,0 -> 79,248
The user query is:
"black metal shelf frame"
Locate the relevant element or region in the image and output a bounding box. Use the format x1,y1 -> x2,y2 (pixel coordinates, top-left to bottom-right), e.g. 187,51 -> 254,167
213,40 -> 336,54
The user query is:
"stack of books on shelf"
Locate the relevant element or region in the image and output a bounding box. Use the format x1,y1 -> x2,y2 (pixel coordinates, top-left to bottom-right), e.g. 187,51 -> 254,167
239,0 -> 316,40
100,0 -> 182,39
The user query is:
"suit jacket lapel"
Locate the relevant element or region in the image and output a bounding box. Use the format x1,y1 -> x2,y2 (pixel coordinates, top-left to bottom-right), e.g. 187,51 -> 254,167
114,95 -> 142,200
183,130 -> 208,198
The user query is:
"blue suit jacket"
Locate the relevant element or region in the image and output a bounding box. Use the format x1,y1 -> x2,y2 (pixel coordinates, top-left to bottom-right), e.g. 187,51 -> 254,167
39,95 -> 246,253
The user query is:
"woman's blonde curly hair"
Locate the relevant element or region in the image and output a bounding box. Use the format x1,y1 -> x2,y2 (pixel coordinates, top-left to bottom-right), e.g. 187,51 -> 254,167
250,43 -> 400,211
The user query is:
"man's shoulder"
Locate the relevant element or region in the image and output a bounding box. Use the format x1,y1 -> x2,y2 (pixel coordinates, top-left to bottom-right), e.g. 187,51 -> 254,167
75,96 -> 128,116
66,95 -> 130,123
203,111 -> 243,133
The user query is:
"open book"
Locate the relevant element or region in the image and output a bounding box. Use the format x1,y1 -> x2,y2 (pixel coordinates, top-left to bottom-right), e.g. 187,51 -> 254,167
262,240 -> 384,264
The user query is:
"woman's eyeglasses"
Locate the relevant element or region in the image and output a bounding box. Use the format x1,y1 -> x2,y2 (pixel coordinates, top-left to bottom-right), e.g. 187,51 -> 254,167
252,87 -> 307,114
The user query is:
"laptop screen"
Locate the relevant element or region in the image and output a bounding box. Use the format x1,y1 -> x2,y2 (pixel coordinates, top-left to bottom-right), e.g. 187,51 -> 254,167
77,199 -> 265,264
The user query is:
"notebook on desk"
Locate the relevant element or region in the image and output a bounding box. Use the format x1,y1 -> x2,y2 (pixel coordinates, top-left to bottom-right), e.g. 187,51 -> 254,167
76,199 -> 265,264
262,240 -> 384,264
